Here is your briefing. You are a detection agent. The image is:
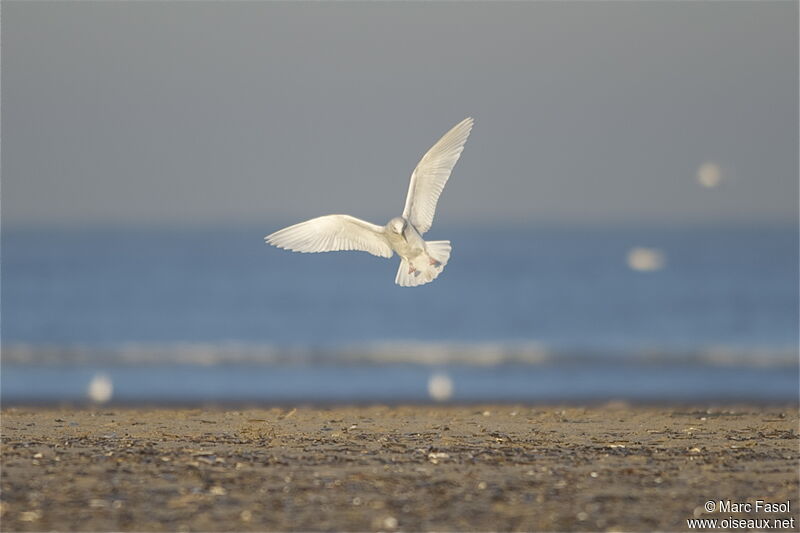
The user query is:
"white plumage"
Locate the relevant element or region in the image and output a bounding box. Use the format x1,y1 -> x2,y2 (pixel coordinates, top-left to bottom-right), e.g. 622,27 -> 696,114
265,117 -> 474,287
402,117 -> 473,235
265,215 -> 393,258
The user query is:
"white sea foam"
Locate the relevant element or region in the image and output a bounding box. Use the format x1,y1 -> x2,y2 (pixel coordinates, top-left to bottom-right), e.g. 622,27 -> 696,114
2,341 -> 797,368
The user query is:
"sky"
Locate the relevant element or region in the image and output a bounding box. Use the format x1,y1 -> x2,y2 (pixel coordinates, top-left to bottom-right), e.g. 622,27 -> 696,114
3,1 -> 797,228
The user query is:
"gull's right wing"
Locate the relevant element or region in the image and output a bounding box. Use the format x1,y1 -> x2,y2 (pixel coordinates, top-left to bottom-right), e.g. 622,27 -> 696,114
265,214 -> 394,258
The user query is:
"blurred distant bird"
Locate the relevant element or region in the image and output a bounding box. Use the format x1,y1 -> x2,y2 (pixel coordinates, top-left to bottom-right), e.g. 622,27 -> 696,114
265,117 -> 474,287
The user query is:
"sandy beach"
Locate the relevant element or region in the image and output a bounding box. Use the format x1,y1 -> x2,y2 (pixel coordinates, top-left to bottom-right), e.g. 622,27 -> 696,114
1,405 -> 797,531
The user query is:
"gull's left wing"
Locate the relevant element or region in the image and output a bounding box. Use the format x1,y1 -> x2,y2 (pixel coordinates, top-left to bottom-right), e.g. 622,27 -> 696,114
401,117 -> 473,234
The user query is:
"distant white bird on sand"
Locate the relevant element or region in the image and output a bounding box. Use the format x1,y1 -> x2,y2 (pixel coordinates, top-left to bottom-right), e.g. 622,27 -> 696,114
265,117 -> 474,287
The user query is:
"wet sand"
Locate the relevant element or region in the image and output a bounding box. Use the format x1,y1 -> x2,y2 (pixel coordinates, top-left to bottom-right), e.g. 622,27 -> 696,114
1,405 -> 798,532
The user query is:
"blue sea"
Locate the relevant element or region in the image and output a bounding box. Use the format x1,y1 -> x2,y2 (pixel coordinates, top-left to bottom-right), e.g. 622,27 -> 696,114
2,224 -> 797,404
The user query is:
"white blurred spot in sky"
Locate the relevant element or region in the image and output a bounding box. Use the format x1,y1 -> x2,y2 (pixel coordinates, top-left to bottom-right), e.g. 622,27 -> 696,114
428,373 -> 454,402
697,162 -> 723,188
627,247 -> 666,272
87,373 -> 113,403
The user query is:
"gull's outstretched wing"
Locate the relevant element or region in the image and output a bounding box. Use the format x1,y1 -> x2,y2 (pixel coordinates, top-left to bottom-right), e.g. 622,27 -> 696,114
265,214 -> 393,258
402,117 -> 473,234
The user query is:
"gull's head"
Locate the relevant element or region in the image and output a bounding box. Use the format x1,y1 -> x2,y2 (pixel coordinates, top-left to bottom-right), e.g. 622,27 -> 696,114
388,217 -> 406,234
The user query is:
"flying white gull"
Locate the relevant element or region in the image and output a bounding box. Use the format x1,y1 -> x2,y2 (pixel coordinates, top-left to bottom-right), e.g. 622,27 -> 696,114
265,117 -> 474,287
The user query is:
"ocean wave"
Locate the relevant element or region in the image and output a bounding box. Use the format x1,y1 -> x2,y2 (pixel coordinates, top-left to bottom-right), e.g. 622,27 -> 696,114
2,341 -> 797,368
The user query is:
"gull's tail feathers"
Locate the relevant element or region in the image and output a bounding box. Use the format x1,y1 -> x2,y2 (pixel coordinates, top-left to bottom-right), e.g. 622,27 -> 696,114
394,240 -> 451,288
